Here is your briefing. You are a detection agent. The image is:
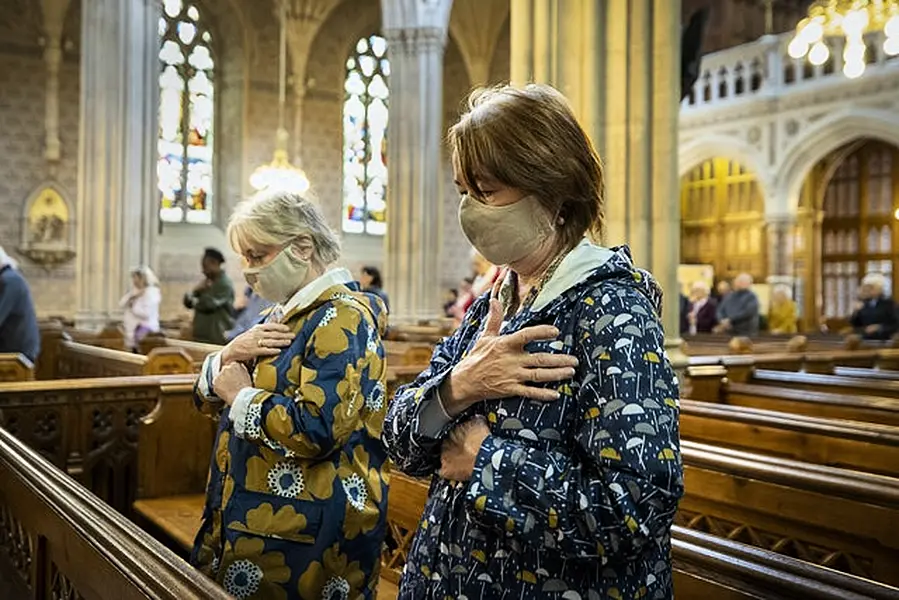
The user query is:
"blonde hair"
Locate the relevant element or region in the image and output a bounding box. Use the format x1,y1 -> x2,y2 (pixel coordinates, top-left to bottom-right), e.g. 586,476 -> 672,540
448,84 -> 605,250
131,265 -> 159,287
227,189 -> 341,266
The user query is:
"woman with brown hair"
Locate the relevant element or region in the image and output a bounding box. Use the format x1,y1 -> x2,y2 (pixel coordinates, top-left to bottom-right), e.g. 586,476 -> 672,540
383,84 -> 683,599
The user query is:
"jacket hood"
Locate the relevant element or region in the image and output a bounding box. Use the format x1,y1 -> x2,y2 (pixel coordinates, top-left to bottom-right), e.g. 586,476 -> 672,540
531,241 -> 664,317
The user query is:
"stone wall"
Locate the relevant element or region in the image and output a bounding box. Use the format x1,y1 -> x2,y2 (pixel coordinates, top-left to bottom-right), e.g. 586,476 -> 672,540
0,0 -> 79,318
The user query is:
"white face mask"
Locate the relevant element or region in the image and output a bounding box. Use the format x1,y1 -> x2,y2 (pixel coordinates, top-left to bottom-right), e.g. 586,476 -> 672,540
242,246 -> 309,303
458,195 -> 555,266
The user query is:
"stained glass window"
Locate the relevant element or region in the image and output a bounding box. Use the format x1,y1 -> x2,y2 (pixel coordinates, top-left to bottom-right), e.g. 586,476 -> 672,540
342,35 -> 389,235
157,0 -> 214,224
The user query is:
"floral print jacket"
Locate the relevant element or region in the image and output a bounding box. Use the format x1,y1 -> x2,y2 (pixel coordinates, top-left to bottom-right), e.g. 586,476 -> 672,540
191,279 -> 389,600
383,244 -> 684,600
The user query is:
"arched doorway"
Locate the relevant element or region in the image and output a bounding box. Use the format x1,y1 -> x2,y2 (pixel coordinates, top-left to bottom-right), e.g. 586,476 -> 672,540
796,139 -> 899,330
680,157 -> 767,283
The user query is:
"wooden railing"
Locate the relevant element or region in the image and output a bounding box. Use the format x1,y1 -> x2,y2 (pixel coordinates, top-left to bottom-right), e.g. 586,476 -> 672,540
0,353 -> 34,383
0,375 -> 197,516
0,425 -> 230,599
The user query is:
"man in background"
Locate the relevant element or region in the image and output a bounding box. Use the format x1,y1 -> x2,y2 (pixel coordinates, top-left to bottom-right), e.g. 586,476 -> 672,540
715,273 -> 760,336
183,247 -> 234,344
850,273 -> 897,340
0,246 -> 40,362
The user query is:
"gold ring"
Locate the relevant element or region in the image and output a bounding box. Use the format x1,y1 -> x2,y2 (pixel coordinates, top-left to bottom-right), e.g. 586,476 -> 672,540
258,338 -> 265,348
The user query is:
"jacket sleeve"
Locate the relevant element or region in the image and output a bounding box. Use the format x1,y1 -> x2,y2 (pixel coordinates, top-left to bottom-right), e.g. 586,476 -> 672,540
194,279 -> 234,313
382,310 -> 480,478
192,352 -> 226,419
0,275 -> 21,325
729,294 -> 760,324
464,288 -> 684,560
229,301 -> 384,459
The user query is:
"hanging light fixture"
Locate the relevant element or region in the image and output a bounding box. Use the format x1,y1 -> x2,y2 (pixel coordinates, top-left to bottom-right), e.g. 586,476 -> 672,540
249,0 -> 310,193
788,0 -> 899,79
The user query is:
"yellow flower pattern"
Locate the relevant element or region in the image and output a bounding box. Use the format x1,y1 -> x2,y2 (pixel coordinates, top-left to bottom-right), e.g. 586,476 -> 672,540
190,282 -> 389,600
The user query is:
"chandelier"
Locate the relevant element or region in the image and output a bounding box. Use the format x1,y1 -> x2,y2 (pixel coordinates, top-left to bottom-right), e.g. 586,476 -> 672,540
250,0 -> 310,193
788,0 -> 899,79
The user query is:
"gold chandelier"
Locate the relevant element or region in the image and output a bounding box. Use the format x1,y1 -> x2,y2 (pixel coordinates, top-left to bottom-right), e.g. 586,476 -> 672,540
250,0 -> 310,194
788,0 -> 899,79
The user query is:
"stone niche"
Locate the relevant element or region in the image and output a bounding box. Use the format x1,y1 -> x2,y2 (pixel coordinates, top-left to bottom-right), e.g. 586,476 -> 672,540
17,183 -> 76,271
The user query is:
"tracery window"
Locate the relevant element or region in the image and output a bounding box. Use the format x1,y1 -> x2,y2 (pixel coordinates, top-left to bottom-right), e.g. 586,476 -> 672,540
680,157 -> 767,281
821,141 -> 898,318
157,0 -> 215,224
342,35 -> 389,235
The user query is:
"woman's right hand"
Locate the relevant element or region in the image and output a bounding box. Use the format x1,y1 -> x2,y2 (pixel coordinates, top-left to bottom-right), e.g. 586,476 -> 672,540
220,323 -> 295,364
440,299 -> 578,417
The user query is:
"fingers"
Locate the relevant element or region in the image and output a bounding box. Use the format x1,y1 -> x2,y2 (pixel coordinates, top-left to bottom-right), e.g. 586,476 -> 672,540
489,270 -> 506,301
506,324 -> 560,347
519,366 -> 576,384
523,352 -> 579,369
251,348 -> 283,357
512,384 -> 561,402
257,323 -> 292,333
483,299 -> 504,336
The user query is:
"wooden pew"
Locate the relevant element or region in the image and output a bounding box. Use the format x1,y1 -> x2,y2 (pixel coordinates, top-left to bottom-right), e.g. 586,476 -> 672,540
680,440 -> 899,586
56,340 -> 194,378
133,380 -> 217,555
0,353 -> 34,382
834,366 -> 899,380
0,425 -> 230,599
686,365 -> 899,426
746,369 -> 899,400
0,374 -> 196,515
681,399 -> 899,478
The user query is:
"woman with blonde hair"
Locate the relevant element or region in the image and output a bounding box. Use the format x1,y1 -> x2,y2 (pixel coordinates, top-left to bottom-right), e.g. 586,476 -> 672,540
768,284 -> 798,334
191,189 -> 389,600
120,265 -> 161,352
384,84 -> 683,599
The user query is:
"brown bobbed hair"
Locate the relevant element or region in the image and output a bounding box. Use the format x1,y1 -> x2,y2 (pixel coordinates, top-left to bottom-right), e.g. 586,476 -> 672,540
448,83 -> 605,251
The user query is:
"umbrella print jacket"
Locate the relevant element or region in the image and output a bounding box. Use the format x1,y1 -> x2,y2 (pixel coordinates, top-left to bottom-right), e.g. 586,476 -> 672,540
383,242 -> 684,600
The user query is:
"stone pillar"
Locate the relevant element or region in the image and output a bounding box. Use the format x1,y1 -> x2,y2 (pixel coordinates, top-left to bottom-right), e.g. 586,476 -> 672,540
766,214 -> 799,310
510,0 -> 685,360
41,0 -> 70,168
75,0 -> 160,330
381,0 -> 452,323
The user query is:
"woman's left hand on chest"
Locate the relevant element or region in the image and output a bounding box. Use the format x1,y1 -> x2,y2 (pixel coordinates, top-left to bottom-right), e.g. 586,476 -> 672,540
439,416 -> 491,482
213,363 -> 252,406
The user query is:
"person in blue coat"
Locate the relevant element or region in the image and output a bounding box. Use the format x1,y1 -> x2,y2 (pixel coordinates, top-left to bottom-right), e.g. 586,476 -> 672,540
0,246 -> 39,363
383,84 -> 683,599
191,189 -> 389,600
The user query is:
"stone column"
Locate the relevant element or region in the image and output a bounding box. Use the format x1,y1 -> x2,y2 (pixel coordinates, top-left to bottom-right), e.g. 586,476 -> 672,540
510,0 -> 685,360
40,0 -> 70,169
381,0 -> 452,323
75,0 -> 160,330
766,214 -> 799,308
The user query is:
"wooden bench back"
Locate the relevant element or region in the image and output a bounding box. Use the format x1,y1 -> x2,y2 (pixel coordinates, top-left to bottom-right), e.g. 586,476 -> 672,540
136,381 -> 216,500
0,374 -> 196,515
681,398 -> 899,478
681,440 -> 899,586
384,341 -> 434,367
55,340 -> 194,378
751,369 -> 899,400
0,353 -> 34,382
0,425 -> 231,600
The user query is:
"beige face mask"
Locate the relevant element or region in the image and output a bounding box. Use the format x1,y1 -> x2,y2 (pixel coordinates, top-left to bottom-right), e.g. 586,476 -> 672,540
243,246 -> 309,304
458,195 -> 555,266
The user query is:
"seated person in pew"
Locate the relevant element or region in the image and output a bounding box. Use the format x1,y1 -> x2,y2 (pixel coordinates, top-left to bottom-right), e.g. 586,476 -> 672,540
383,84 -> 683,599
120,265 -> 162,352
687,280 -> 717,334
850,272 -> 897,341
767,284 -> 798,335
0,245 -> 39,362
714,273 -> 760,336
193,189 -> 389,600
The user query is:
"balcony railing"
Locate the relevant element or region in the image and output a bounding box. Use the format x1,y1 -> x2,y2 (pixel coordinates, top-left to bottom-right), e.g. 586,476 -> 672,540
682,29 -> 899,111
